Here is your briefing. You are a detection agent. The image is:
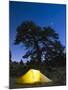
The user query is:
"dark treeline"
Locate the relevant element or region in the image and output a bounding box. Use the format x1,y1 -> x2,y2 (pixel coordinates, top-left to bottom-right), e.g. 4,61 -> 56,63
10,21 -> 66,77
9,53 -> 66,77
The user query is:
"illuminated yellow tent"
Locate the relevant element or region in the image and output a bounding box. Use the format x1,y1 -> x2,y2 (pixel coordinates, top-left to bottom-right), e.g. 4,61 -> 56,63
16,69 -> 52,84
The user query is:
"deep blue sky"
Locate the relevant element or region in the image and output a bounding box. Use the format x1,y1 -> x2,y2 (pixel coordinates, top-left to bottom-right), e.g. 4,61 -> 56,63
10,1 -> 66,63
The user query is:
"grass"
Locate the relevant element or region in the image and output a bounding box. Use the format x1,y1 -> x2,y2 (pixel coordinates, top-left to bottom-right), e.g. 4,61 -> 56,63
9,66 -> 66,89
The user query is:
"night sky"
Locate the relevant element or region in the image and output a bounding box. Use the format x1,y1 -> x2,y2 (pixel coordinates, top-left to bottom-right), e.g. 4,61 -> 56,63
10,1 -> 66,63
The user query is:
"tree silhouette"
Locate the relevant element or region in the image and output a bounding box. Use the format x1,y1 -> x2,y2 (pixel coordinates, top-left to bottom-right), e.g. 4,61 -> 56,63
14,21 -> 65,67
14,21 -> 42,64
20,59 -> 24,65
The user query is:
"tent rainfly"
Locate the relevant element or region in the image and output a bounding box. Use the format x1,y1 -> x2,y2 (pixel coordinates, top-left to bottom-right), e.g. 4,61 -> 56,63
16,69 -> 52,84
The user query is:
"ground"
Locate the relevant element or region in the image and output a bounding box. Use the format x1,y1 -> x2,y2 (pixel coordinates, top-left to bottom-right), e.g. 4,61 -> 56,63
9,66 -> 66,89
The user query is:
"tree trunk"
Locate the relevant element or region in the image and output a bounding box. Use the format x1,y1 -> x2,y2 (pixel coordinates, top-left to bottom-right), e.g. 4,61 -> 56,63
33,37 -> 41,64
